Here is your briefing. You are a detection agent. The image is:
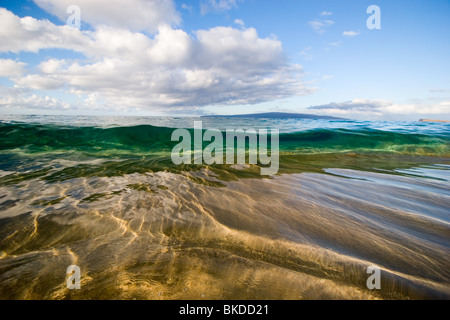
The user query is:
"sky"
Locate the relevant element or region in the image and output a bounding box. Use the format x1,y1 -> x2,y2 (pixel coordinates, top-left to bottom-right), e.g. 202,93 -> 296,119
0,0 -> 449,120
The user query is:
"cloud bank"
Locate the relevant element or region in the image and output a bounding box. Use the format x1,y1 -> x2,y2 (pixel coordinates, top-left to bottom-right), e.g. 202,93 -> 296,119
308,99 -> 450,116
34,0 -> 180,33
0,6 -> 311,112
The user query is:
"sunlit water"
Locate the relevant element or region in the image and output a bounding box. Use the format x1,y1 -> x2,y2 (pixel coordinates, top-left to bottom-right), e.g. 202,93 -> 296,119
0,115 -> 449,299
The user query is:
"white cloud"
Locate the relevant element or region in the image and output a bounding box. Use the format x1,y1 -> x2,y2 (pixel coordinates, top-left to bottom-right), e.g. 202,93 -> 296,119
195,27 -> 283,72
0,59 -> 27,77
0,86 -> 71,110
39,59 -> 67,74
343,30 -> 360,37
0,9 -> 312,112
16,74 -> 65,90
33,0 -> 180,33
308,19 -> 335,34
308,99 -> 450,116
234,19 -> 244,26
0,8 -> 88,53
147,25 -> 192,66
319,11 -> 332,16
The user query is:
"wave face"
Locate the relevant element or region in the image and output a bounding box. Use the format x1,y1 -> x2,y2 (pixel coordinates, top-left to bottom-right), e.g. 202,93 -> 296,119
280,128 -> 449,154
0,116 -> 449,299
0,121 -> 449,156
0,123 -> 175,153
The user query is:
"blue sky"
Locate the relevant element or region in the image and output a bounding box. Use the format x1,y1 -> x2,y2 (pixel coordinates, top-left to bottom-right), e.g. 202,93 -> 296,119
0,0 -> 449,120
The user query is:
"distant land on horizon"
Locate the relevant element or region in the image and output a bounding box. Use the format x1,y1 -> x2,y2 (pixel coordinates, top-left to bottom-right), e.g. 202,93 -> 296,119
202,112 -> 344,120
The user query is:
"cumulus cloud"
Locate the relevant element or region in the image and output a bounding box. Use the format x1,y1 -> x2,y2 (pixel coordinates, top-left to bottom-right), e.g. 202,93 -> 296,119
0,86 -> 71,110
0,59 -> 27,77
319,11 -> 332,16
0,9 -> 311,112
0,8 -> 88,53
308,99 -> 450,116
33,0 -> 180,33
16,74 -> 65,90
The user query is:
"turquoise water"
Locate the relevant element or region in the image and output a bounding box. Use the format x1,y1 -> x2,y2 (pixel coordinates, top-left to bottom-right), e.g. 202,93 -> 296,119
0,115 -> 449,174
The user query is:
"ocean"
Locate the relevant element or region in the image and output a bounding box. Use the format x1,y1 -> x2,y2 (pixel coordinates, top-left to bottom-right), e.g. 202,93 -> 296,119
0,115 -> 449,299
